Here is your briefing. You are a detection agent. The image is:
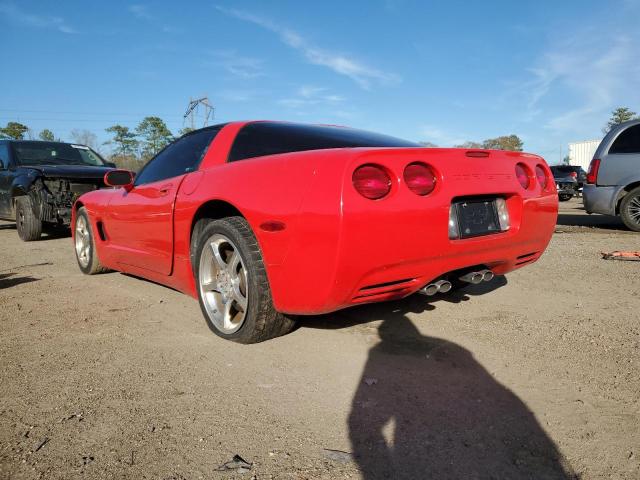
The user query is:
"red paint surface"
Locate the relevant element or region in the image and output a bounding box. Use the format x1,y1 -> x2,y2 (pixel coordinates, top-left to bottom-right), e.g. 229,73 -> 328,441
73,122 -> 558,315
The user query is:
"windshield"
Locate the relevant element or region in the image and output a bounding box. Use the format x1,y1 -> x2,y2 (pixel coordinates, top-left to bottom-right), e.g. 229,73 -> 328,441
12,142 -> 107,167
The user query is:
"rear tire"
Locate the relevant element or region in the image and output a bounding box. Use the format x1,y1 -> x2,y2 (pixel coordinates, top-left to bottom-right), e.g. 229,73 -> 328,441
558,194 -> 572,202
193,216 -> 296,344
15,196 -> 42,241
620,187 -> 640,232
74,207 -> 108,274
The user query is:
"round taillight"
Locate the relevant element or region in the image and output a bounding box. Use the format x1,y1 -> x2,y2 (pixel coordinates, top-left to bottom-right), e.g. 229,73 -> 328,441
352,164 -> 392,200
515,163 -> 530,189
535,165 -> 548,189
403,162 -> 436,196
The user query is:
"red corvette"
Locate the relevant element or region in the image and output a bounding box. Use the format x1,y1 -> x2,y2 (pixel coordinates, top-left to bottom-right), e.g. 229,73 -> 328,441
72,121 -> 557,343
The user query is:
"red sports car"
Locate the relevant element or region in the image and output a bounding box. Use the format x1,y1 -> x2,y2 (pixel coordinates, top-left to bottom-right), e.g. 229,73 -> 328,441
72,121 -> 557,343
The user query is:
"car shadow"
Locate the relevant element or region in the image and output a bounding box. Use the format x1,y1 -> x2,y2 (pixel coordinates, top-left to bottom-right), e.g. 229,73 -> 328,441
0,222 -> 16,230
302,277 -> 575,478
556,203 -> 627,230
300,276 -> 508,332
0,272 -> 39,289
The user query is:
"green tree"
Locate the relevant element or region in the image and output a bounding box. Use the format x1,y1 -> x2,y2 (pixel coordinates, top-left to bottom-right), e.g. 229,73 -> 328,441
105,125 -> 139,156
0,121 -> 29,140
482,135 -> 524,151
604,107 -> 637,133
136,116 -> 173,159
178,127 -> 195,137
39,129 -> 55,141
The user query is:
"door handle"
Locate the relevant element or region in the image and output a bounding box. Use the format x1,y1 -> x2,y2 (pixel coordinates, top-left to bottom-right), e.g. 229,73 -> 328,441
158,184 -> 173,196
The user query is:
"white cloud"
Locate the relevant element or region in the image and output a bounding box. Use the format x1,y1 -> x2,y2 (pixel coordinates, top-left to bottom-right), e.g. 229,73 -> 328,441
0,2 -> 76,34
418,126 -> 469,147
278,86 -> 345,109
512,28 -> 640,134
204,50 -> 266,79
216,7 -> 400,90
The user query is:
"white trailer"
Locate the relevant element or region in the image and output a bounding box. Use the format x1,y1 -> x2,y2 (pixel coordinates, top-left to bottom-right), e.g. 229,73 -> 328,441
568,139 -> 600,170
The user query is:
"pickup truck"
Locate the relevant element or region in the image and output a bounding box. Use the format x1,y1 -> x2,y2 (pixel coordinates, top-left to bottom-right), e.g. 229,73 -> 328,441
0,140 -> 115,241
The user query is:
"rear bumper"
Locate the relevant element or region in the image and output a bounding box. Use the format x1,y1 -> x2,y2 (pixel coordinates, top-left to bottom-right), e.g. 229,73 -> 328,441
270,194 -> 557,315
583,184 -> 617,215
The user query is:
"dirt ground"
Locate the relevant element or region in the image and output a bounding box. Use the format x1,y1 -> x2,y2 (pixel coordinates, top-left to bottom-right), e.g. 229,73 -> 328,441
1,198 -> 639,480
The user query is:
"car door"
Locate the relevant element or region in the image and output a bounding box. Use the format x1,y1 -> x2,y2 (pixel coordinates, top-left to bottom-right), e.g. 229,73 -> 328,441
0,143 -> 13,218
105,129 -> 221,275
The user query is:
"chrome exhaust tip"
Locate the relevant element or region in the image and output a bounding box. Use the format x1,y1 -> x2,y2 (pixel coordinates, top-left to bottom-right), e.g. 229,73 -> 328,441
436,280 -> 452,293
459,272 -> 484,284
419,279 -> 453,296
481,270 -> 494,282
420,283 -> 440,296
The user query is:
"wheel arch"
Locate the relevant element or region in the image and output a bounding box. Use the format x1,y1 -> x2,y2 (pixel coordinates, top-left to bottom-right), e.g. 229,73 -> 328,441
615,181 -> 640,214
189,199 -> 247,271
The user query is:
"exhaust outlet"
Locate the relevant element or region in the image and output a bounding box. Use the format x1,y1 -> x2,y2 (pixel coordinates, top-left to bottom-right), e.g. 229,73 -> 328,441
419,280 -> 453,296
459,271 -> 484,284
459,269 -> 495,284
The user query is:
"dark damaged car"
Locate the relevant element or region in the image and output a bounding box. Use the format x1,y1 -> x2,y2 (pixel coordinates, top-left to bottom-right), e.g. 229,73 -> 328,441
0,140 -> 115,241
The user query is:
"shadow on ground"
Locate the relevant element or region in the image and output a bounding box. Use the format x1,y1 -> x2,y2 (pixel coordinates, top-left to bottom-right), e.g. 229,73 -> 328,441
0,272 -> 39,289
303,278 -> 575,479
556,203 -> 626,231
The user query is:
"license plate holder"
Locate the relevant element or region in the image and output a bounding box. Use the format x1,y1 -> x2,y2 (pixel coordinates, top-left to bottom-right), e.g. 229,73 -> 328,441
454,199 -> 501,239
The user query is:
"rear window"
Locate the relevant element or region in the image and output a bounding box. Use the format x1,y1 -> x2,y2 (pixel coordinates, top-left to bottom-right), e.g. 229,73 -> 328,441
609,124 -> 640,154
228,122 -> 418,162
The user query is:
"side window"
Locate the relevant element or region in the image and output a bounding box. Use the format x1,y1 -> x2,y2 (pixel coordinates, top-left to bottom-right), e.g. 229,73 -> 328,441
134,128 -> 221,185
0,144 -> 9,169
609,125 -> 640,154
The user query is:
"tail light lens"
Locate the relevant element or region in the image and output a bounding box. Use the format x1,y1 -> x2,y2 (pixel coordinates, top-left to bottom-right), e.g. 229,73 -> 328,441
586,159 -> 600,184
535,165 -> 548,189
403,162 -> 436,196
352,164 -> 392,200
515,163 -> 530,189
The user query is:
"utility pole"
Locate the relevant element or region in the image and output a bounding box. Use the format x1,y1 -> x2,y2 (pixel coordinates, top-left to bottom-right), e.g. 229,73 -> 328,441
183,97 -> 214,130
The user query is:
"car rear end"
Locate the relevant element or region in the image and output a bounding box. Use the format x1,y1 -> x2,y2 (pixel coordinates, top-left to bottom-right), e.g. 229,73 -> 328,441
273,147 -> 557,314
583,120 -> 640,217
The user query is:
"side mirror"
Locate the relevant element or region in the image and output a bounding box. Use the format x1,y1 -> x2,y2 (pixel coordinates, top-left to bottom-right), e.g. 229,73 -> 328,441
104,169 -> 134,190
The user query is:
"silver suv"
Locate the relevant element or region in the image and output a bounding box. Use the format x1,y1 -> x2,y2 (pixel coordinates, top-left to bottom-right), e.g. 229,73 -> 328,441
583,119 -> 640,231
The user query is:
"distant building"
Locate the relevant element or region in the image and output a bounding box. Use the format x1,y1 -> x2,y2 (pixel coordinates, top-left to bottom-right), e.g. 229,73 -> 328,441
568,139 -> 600,170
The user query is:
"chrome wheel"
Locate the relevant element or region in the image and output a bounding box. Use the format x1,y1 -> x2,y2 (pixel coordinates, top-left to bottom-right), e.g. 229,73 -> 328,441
198,234 -> 249,334
75,215 -> 90,268
628,196 -> 640,226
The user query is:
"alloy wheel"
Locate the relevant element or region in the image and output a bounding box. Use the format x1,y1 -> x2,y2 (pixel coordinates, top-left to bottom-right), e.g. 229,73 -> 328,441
199,234 -> 249,334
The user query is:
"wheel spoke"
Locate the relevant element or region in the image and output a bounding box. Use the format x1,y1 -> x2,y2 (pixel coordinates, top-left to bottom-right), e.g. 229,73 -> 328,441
210,242 -> 227,270
232,281 -> 247,311
201,280 -> 220,293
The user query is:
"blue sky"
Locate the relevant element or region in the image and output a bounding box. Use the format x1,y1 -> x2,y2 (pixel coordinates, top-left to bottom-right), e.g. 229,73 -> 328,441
1,0 -> 639,163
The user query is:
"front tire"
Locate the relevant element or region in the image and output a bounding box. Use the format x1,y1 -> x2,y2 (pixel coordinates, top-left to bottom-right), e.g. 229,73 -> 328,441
194,216 -> 295,344
15,196 -> 42,241
558,194 -> 572,202
620,186 -> 640,232
74,207 -> 108,274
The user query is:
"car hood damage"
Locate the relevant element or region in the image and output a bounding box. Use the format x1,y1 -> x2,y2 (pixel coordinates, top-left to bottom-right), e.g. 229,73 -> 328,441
22,165 -> 113,226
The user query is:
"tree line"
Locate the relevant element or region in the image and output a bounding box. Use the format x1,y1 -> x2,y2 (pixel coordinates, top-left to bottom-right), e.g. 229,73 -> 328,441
1,107 -> 637,167
0,117 -> 194,171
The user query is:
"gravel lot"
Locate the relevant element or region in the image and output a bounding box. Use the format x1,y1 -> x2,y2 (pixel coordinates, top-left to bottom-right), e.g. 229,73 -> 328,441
1,198 -> 639,480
